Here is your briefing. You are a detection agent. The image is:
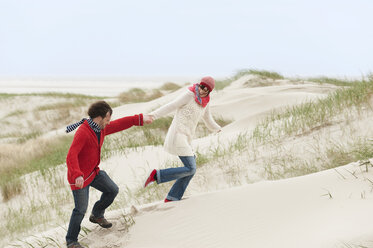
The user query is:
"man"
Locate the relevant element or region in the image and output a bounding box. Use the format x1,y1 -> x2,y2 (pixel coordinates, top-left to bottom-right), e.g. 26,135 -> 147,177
65,101 -> 152,248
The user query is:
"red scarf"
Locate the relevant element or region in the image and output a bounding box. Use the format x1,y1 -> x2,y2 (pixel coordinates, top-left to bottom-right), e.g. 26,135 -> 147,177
188,84 -> 210,108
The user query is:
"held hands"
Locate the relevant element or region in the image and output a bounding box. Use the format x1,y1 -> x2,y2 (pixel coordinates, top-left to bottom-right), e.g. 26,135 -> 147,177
75,176 -> 84,189
143,114 -> 155,124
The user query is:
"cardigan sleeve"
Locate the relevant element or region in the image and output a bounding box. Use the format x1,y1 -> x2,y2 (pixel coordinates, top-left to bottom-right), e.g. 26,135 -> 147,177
66,129 -> 86,181
104,114 -> 143,136
202,104 -> 221,132
150,90 -> 192,120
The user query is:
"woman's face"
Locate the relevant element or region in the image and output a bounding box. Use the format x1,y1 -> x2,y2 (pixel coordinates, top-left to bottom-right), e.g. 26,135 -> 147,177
198,85 -> 210,98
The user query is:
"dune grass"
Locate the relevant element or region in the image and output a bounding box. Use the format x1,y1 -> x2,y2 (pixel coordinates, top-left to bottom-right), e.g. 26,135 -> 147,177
117,82 -> 183,104
159,82 -> 182,91
307,77 -> 355,87
235,69 -> 284,80
0,93 -> 17,99
0,135 -> 73,201
0,92 -> 104,100
35,99 -> 89,111
187,78 -> 373,183
252,79 -> 373,142
118,88 -> 163,103
215,79 -> 233,91
5,110 -> 26,118
215,69 -> 285,91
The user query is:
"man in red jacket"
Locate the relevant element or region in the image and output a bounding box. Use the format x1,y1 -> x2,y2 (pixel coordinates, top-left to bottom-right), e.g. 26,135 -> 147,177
65,101 -> 152,248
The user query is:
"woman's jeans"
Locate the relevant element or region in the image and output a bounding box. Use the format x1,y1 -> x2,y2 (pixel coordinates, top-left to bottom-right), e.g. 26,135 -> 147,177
66,170 -> 119,244
157,156 -> 196,201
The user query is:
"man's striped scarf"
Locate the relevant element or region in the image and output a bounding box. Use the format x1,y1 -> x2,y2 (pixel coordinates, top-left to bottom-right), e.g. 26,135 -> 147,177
66,118 -> 101,133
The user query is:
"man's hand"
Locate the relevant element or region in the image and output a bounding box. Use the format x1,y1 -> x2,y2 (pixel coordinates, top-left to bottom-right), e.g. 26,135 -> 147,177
143,114 -> 154,124
75,176 -> 84,189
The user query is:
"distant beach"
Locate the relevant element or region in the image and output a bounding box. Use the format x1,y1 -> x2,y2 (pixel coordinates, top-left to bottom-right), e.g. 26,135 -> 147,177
0,76 -> 198,97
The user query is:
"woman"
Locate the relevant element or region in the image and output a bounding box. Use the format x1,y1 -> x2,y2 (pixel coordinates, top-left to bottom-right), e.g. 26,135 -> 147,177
144,76 -> 221,202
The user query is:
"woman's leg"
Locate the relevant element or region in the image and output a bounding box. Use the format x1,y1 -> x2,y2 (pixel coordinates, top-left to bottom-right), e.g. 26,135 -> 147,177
165,156 -> 196,201
157,156 -> 196,184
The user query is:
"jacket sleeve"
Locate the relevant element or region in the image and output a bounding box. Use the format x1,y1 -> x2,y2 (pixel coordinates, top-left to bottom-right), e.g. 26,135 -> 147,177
66,130 -> 86,181
104,114 -> 143,135
202,104 -> 221,132
150,90 -> 192,120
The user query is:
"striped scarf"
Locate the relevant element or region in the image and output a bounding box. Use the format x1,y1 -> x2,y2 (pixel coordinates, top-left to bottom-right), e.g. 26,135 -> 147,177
66,118 -> 101,133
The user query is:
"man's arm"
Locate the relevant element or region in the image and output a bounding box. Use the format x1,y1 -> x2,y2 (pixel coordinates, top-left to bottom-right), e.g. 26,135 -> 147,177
104,114 -> 152,135
66,130 -> 86,183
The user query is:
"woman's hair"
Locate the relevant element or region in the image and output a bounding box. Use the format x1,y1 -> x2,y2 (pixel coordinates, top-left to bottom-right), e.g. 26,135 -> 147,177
88,101 -> 113,119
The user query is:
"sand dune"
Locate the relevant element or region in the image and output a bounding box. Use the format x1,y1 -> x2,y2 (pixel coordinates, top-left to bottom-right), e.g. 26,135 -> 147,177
121,161 -> 373,248
13,161 -> 373,248
2,75 -> 373,248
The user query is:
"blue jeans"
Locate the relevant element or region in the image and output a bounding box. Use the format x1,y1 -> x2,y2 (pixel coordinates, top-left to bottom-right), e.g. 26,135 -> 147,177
66,170 -> 119,244
157,156 -> 196,201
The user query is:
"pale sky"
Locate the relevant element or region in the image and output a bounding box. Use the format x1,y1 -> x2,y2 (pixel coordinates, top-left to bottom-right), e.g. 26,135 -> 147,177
0,0 -> 372,78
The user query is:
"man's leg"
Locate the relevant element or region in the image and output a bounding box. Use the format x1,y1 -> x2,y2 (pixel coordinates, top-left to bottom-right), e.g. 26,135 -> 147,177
90,170 -> 119,220
66,186 -> 89,245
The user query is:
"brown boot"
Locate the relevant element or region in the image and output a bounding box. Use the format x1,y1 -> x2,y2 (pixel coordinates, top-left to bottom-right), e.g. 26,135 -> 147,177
89,214 -> 112,228
67,242 -> 85,248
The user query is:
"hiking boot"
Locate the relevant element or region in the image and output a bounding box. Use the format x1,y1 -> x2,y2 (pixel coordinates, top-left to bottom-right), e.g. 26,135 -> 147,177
67,242 -> 85,248
89,214 -> 112,228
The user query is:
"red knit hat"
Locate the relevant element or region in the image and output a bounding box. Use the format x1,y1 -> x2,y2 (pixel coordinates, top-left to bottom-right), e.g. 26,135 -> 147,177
200,76 -> 215,92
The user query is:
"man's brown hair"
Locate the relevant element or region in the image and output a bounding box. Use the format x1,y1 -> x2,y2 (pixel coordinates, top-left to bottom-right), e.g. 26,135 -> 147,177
88,101 -> 113,119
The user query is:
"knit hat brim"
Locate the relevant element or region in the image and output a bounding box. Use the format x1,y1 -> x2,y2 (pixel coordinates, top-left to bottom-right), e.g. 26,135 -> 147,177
200,82 -> 212,92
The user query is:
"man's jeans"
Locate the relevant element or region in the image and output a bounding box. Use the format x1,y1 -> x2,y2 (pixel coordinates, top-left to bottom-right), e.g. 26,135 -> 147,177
66,170 -> 119,244
157,156 -> 196,201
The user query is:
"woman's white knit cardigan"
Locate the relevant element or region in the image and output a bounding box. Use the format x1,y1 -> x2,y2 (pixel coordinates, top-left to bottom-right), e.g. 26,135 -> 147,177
150,89 -> 221,156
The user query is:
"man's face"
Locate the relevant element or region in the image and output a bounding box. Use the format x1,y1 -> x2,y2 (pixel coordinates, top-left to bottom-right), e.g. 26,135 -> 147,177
99,112 -> 112,129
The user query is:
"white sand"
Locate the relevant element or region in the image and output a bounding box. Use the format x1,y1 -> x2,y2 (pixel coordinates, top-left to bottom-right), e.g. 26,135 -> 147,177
2,76 -> 373,248
123,162 -> 373,248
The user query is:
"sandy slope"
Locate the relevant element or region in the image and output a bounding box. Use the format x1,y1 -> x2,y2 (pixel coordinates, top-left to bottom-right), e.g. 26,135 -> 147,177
121,161 -> 373,248
10,161 -> 373,248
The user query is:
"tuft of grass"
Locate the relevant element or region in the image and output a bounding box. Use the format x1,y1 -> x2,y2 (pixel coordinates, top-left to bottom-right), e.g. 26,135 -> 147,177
215,68 -> 285,91
215,79 -> 232,91
0,93 -> 18,99
5,110 -> 26,118
148,116 -> 173,132
214,115 -> 233,127
17,131 -> 43,144
233,69 -> 284,80
308,77 -> 354,87
159,82 -> 182,91
195,150 -> 210,166
196,115 -> 232,137
118,88 -> 163,103
323,138 -> 373,170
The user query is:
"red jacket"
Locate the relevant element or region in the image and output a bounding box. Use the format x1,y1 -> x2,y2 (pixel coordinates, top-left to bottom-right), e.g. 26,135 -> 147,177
66,114 -> 143,190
